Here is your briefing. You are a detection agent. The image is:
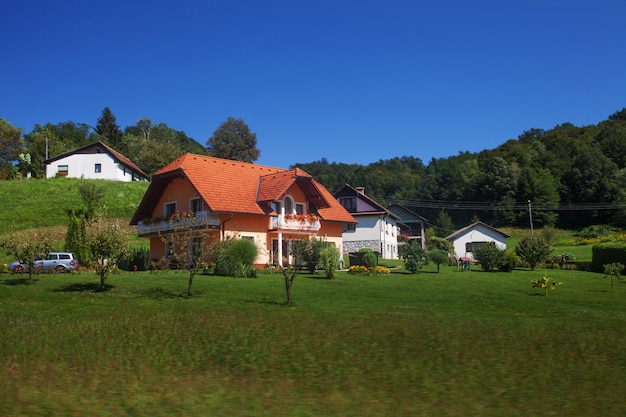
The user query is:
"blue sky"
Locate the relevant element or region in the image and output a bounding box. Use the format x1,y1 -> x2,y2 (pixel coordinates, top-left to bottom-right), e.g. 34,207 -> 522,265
2,0 -> 625,168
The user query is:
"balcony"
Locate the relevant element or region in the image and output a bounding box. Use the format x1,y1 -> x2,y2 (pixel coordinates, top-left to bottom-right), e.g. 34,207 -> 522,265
137,210 -> 220,237
271,213 -> 321,232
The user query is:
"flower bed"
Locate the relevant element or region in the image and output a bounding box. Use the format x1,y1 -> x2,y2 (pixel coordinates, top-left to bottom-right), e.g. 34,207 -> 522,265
348,265 -> 390,275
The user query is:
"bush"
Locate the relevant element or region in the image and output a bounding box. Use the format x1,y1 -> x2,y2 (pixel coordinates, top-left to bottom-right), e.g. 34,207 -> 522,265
499,251 -> 519,272
591,242 -> 626,273
362,252 -> 378,268
399,241 -> 428,273
214,238 -> 258,277
119,247 -> 151,271
515,235 -> 551,270
319,245 -> 340,279
473,242 -> 504,272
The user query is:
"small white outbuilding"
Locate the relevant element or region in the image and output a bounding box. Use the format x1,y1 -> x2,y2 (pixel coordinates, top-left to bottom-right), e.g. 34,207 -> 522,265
446,221 -> 510,262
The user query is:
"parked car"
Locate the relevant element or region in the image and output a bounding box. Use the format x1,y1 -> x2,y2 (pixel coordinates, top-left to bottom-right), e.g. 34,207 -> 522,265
9,252 -> 79,273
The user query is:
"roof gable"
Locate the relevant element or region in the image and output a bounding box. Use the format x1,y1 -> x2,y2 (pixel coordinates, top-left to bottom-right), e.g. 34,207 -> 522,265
132,154 -> 355,224
334,184 -> 399,219
445,221 -> 510,241
45,140 -> 148,179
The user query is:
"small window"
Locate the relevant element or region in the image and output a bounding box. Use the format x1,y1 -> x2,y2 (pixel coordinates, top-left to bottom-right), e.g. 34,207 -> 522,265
190,198 -> 203,212
165,202 -> 176,216
346,223 -> 356,231
340,197 -> 356,212
59,254 -> 70,260
296,203 -> 305,215
57,165 -> 68,176
94,163 -> 102,173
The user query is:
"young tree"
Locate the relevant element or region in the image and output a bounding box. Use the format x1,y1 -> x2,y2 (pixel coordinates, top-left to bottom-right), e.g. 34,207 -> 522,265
428,249 -> 449,273
603,262 -> 625,293
515,235 -> 551,270
0,231 -> 52,283
87,218 -> 130,290
78,180 -> 106,221
206,117 -> 260,162
95,107 -> 124,151
160,212 -> 218,296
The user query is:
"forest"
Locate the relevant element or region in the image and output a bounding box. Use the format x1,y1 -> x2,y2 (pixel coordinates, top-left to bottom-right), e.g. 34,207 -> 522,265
1,107 -> 625,231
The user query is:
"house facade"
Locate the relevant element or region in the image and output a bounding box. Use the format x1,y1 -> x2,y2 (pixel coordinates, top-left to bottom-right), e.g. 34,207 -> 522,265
130,154 -> 356,268
387,203 -> 428,250
445,221 -> 510,261
45,141 -> 148,181
334,185 -> 400,259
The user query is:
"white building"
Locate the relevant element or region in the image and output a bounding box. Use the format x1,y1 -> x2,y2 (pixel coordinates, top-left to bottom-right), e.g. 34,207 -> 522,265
45,141 -> 148,181
334,184 -> 400,259
446,221 -> 510,261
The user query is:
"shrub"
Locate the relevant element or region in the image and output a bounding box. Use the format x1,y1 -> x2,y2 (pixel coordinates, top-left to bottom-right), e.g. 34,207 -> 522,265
473,242 -> 504,272
498,251 -> 519,272
214,238 -> 258,277
591,242 -> 626,273
119,247 -> 151,271
362,252 -> 378,268
399,241 -> 428,273
319,245 -> 340,279
515,235 -> 551,270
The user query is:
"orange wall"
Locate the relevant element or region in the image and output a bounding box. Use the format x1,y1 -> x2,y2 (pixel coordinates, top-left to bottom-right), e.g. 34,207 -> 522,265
152,178 -> 197,217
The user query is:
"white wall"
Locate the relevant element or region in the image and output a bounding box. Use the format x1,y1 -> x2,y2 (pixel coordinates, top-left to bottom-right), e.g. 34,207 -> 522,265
451,225 -> 507,261
46,153 -> 138,181
343,214 -> 398,259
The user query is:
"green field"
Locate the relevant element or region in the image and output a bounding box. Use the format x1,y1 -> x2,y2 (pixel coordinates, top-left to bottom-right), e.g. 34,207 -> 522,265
1,265 -> 625,417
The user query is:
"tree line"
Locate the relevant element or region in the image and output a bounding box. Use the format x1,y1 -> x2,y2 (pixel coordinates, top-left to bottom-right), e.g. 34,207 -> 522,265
0,109 -> 259,179
293,108 -> 626,231
2,107 -> 625,230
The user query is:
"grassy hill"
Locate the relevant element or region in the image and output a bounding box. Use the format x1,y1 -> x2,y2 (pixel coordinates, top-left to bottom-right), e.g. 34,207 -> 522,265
0,177 -> 149,264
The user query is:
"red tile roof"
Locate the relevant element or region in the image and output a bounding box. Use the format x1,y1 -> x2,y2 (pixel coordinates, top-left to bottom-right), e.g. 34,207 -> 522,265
135,153 -> 355,223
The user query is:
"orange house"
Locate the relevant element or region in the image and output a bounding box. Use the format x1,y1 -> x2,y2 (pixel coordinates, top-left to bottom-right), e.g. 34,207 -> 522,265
130,153 -> 356,267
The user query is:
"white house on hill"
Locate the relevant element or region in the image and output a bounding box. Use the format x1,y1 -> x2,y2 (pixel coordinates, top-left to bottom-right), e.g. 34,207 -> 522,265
446,221 -> 510,261
45,141 -> 148,182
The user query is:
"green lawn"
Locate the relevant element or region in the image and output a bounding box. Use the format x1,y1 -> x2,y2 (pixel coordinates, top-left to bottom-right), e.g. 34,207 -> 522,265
1,266 -> 625,417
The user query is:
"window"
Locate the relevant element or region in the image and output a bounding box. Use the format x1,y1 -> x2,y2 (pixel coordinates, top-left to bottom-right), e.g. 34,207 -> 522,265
466,241 -> 489,252
296,203 -> 305,215
272,201 -> 282,214
284,196 -> 293,214
340,197 -> 356,212
57,165 -> 68,176
346,223 -> 356,231
94,163 -> 102,173
165,202 -> 176,216
190,198 -> 203,212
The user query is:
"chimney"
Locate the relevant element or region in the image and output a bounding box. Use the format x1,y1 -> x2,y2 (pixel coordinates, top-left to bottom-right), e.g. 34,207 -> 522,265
355,187 -> 365,195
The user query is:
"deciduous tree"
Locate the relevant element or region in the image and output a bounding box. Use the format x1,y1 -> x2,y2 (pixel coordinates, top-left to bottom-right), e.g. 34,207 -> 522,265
87,218 -> 130,290
0,230 -> 52,283
207,117 -> 260,162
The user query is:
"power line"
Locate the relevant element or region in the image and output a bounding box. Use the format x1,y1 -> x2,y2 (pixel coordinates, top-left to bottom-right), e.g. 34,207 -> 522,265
385,198 -> 626,212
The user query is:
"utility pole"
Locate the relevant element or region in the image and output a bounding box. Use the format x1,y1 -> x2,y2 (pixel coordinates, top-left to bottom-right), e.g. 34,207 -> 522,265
528,200 -> 534,237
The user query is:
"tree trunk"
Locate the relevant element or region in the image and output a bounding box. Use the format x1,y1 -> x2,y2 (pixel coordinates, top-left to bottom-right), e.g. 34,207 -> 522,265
187,271 -> 195,296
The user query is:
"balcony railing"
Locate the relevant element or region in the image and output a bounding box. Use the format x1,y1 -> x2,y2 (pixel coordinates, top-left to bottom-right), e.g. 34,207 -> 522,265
137,210 -> 220,237
271,214 -> 321,232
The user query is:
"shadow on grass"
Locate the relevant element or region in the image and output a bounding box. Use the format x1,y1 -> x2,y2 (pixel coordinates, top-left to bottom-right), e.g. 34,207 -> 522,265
52,282 -> 114,293
0,276 -> 37,285
136,287 -> 187,299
